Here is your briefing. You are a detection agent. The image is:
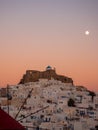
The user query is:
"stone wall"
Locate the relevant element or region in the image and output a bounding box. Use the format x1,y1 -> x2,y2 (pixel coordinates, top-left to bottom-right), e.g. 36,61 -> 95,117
19,69 -> 73,84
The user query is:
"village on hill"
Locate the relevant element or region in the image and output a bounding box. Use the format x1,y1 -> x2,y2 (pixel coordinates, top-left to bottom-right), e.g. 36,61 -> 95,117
0,66 -> 98,130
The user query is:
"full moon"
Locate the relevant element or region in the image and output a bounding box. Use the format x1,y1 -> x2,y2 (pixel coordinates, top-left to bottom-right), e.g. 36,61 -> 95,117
85,31 -> 90,35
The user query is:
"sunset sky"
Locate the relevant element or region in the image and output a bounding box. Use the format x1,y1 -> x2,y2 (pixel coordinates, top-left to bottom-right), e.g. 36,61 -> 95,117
0,0 -> 98,91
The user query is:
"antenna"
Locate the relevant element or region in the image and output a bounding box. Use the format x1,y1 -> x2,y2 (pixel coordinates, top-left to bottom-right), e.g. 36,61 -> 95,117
18,105 -> 49,121
15,87 -> 34,119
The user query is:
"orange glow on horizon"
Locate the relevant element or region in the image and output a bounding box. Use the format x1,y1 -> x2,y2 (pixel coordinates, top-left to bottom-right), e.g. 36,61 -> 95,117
0,1 -> 98,92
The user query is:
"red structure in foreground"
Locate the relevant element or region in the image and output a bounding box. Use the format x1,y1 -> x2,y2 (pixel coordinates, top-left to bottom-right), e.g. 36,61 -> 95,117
0,108 -> 26,130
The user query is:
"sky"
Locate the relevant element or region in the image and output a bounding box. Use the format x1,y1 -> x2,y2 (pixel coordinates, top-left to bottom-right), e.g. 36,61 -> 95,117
0,0 -> 98,91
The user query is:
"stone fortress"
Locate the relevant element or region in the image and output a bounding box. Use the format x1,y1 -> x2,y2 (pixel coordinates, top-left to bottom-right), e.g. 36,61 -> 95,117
0,66 -> 98,130
19,66 -> 73,84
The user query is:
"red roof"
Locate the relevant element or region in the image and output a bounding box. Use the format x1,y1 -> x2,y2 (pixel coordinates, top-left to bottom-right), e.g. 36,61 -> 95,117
0,108 -> 26,130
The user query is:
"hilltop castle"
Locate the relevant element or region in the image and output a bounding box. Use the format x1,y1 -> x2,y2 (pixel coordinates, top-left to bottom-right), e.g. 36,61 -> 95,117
19,66 -> 73,84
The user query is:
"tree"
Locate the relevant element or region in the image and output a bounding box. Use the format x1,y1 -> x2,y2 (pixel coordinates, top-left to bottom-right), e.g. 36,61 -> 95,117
88,90 -> 96,102
68,98 -> 75,107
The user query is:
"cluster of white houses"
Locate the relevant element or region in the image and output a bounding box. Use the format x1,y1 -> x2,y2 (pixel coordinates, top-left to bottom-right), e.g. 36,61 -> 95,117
0,78 -> 98,130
